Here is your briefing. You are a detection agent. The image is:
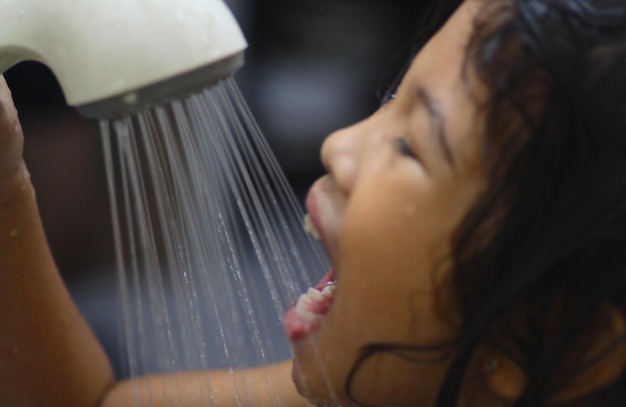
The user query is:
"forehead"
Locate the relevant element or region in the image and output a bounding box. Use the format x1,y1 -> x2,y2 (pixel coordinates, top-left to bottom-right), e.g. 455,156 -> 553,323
405,0 -> 485,99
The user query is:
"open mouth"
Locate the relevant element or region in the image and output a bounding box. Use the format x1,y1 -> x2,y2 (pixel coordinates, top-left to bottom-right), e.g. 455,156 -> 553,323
283,214 -> 336,341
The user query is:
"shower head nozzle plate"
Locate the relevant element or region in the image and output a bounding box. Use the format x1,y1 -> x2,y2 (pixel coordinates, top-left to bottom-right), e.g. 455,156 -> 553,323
76,52 -> 244,119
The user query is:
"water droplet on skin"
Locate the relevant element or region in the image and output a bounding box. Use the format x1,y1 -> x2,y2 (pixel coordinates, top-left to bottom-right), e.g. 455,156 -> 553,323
404,205 -> 416,216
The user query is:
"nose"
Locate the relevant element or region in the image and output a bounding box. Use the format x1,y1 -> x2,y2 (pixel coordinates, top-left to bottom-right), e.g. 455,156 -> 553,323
320,125 -> 361,197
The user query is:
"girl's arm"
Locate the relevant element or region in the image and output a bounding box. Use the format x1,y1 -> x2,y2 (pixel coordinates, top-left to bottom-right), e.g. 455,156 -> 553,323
101,360 -> 310,407
0,77 -> 114,405
0,166 -> 115,405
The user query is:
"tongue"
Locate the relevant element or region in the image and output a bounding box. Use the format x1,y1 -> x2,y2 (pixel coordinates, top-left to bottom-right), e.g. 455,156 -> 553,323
314,268 -> 335,290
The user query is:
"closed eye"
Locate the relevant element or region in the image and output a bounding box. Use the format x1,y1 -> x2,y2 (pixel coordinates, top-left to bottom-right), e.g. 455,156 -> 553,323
394,137 -> 418,160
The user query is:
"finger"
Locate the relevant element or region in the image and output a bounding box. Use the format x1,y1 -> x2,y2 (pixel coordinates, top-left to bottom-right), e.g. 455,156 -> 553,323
0,75 -> 19,120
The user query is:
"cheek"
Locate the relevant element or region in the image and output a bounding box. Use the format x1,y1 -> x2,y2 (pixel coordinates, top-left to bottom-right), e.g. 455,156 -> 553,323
341,177 -> 461,277
333,181 -> 461,344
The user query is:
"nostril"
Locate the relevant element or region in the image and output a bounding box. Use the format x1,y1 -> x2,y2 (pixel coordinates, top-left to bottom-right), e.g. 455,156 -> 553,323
330,157 -> 357,197
320,122 -> 366,197
322,150 -> 357,199
321,127 -> 354,166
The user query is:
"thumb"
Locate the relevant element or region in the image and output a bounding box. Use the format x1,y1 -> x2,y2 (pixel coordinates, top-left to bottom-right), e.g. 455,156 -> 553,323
0,75 -> 25,179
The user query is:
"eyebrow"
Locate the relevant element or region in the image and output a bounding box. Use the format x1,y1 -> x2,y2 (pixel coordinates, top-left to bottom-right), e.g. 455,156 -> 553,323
416,86 -> 455,167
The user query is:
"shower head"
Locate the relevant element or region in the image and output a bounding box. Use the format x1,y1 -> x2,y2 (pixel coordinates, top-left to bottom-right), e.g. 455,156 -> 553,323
0,0 -> 247,119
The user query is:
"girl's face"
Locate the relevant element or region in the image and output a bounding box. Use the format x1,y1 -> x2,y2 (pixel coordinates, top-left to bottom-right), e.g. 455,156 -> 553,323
284,1 -> 489,405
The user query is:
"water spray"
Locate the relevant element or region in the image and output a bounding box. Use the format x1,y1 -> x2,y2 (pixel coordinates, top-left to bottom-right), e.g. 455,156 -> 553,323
0,0 -> 333,402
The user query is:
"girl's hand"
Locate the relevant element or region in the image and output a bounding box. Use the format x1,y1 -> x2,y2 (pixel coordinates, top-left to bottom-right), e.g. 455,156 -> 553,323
0,75 -> 24,181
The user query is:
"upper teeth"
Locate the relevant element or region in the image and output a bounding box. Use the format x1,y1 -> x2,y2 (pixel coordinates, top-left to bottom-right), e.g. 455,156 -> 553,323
303,213 -> 320,240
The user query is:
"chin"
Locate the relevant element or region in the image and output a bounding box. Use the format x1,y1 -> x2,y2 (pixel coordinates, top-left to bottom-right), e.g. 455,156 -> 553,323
291,354 -> 346,407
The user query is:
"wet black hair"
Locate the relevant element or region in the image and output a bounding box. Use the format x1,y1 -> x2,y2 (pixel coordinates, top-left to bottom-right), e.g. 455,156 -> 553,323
348,0 -> 626,406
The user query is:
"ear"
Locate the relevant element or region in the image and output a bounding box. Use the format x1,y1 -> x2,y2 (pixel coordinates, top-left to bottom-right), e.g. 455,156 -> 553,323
483,304 -> 626,403
483,350 -> 526,400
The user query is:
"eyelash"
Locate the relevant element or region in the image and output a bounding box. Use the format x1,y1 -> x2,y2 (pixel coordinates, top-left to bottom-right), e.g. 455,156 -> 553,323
393,137 -> 418,159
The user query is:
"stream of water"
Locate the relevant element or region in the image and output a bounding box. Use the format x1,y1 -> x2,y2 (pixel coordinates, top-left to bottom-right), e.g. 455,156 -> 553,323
100,77 -> 331,405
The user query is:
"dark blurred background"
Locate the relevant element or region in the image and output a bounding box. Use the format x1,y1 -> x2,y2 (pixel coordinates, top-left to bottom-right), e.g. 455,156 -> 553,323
4,0 -> 430,375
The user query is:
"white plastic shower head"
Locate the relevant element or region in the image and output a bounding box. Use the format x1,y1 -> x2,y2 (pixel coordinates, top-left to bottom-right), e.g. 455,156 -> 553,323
0,0 -> 247,118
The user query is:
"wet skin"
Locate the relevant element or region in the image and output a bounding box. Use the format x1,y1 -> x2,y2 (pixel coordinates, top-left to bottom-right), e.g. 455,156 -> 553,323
287,1 -> 490,406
